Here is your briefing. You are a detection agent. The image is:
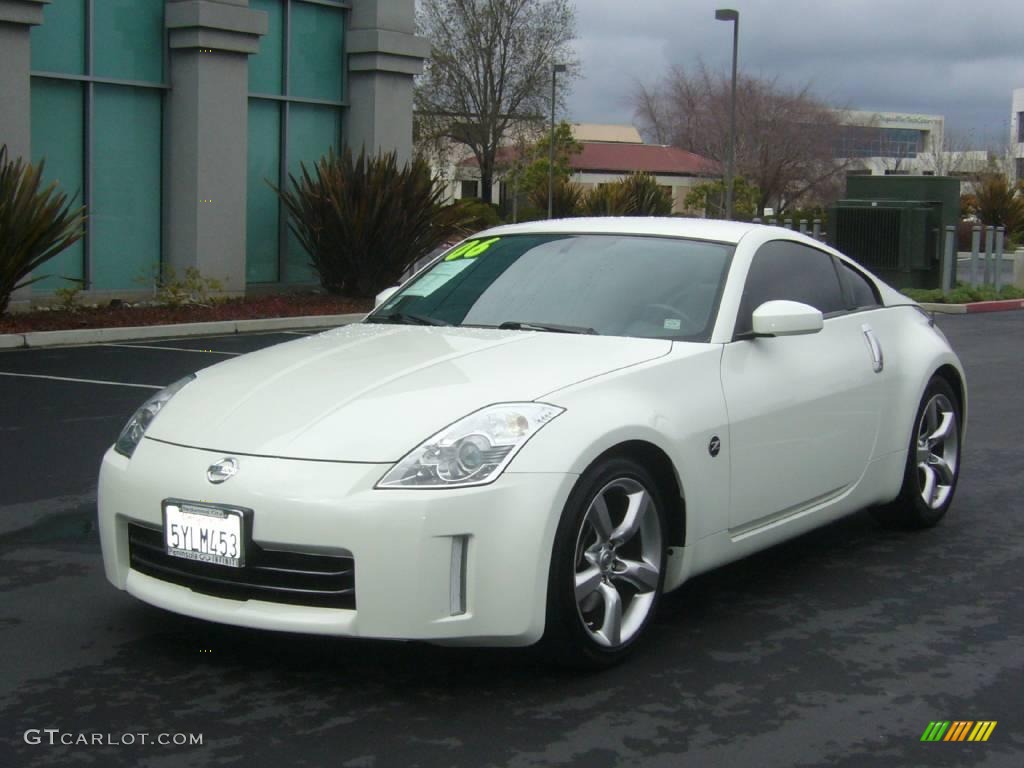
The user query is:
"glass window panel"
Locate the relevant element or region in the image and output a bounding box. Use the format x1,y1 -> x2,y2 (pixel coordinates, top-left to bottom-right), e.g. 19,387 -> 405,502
30,79 -> 85,291
837,260 -> 880,309
249,0 -> 284,95
289,1 -> 344,101
246,99 -> 282,283
94,0 -> 164,83
31,0 -> 85,75
90,85 -> 162,290
737,241 -> 846,334
285,103 -> 341,282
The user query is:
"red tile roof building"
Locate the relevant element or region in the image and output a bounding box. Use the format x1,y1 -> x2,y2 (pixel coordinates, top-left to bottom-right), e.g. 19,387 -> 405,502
570,142 -> 718,177
450,125 -> 719,214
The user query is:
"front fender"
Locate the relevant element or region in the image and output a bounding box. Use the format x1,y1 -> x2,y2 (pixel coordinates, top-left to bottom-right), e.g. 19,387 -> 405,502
508,344 -> 731,544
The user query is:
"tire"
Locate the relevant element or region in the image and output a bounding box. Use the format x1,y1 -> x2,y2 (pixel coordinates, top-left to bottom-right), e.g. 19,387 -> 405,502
540,456 -> 667,668
873,376 -> 962,529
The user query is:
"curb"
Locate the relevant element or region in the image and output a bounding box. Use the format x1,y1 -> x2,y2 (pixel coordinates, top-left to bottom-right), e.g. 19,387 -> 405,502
918,302 -> 967,314
0,313 -> 367,350
964,299 -> 1024,314
919,300 -> 1024,315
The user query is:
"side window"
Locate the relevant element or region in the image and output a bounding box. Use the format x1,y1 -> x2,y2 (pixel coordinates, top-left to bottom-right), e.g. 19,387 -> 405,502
836,259 -> 881,309
736,240 -> 846,335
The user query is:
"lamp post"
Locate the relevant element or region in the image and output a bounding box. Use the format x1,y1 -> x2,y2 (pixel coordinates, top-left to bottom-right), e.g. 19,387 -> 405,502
548,63 -> 567,219
715,8 -> 739,220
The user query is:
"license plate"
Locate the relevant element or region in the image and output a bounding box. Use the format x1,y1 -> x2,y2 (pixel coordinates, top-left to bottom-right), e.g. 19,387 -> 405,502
164,502 -> 245,568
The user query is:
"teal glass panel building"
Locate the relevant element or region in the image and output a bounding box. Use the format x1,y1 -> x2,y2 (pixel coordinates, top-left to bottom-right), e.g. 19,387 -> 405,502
1,0 -> 427,305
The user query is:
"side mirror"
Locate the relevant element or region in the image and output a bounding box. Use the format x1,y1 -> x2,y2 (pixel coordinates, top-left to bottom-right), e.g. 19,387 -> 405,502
751,300 -> 823,337
375,286 -> 400,308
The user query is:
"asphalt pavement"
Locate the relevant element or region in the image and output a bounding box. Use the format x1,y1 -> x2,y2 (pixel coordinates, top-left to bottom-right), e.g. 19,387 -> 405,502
0,317 -> 1021,768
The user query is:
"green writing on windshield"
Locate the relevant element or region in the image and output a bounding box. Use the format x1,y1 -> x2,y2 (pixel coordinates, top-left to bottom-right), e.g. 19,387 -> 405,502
444,237 -> 501,261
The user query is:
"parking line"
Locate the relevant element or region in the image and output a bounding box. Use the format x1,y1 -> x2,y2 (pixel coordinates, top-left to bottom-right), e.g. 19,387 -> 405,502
0,372 -> 163,390
101,343 -> 241,356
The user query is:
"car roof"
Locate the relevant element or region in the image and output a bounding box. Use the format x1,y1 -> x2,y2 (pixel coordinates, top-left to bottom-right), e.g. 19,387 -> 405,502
479,217 -> 757,244
473,216 -> 909,308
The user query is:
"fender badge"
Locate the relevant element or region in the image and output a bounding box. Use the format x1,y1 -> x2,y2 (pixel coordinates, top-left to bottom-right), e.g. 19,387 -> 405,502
708,436 -> 721,458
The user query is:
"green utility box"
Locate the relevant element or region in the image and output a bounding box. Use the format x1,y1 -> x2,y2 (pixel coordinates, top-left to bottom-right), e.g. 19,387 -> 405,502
830,176 -> 960,289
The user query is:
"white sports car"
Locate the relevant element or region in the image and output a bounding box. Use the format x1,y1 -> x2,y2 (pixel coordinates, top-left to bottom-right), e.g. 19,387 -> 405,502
98,218 -> 965,666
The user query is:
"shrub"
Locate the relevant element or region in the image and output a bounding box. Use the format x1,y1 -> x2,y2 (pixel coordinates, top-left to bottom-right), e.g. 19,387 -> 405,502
445,197 -> 503,234
581,182 -> 631,216
276,148 -> 472,297
972,173 -> 1024,241
902,283 -> 1024,304
581,173 -> 672,217
684,177 -> 760,218
619,172 -> 674,216
0,145 -> 86,314
155,266 -> 225,308
527,177 -> 583,219
53,279 -> 85,312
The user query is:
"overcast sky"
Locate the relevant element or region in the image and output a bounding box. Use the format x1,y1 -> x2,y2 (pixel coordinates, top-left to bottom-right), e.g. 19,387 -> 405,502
565,0 -> 1024,146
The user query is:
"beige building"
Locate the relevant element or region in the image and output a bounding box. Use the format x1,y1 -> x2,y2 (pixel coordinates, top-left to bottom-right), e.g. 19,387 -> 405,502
448,123 -> 717,213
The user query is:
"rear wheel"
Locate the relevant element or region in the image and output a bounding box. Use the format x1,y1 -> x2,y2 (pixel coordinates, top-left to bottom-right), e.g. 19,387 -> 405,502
541,457 -> 667,668
873,376 -> 961,529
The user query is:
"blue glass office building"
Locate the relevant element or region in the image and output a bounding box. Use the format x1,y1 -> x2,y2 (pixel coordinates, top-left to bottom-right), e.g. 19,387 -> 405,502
0,0 -> 427,304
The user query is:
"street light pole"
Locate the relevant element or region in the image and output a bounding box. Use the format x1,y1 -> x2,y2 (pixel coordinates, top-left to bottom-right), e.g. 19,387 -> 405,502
715,9 -> 739,220
548,63 -> 567,220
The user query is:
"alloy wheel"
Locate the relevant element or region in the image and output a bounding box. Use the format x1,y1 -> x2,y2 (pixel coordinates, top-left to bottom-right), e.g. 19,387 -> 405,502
915,393 -> 959,510
573,477 -> 662,648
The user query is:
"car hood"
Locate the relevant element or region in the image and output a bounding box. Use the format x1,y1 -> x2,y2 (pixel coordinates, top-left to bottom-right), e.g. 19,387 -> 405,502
146,324 -> 672,462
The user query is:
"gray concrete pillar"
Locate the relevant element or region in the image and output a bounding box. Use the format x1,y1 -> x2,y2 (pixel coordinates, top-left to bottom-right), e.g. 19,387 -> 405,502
164,0 -> 266,294
345,0 -> 428,164
0,0 -> 49,309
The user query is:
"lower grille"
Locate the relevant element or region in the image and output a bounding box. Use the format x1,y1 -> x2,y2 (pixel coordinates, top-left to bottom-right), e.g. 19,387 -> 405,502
128,524 -> 355,609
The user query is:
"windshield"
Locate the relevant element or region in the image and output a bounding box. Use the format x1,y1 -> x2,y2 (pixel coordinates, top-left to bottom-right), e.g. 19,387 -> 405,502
369,234 -> 733,341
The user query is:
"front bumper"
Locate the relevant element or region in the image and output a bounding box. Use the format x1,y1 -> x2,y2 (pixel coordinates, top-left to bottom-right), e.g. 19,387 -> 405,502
98,438 -> 575,646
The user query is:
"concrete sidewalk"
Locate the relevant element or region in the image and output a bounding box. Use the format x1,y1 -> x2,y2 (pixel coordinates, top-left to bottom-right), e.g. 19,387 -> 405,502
0,312 -> 366,350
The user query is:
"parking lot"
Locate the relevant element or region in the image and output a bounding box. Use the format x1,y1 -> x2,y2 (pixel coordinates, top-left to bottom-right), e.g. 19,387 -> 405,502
0,314 -> 1022,768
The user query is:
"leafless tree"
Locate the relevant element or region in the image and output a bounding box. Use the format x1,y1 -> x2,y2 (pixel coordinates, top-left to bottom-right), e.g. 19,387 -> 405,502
415,0 -> 576,204
916,129 -> 971,176
633,64 -> 850,214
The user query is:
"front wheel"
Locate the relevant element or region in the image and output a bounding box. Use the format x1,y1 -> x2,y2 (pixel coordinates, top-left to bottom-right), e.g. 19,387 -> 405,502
873,376 -> 962,529
540,457 -> 667,668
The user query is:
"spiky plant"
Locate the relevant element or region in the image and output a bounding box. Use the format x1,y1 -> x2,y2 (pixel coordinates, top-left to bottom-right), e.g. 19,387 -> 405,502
972,173 -> 1024,240
617,172 -> 673,216
580,181 -> 631,216
275,148 -> 472,297
0,145 -> 86,314
579,172 -> 673,217
527,177 -> 583,219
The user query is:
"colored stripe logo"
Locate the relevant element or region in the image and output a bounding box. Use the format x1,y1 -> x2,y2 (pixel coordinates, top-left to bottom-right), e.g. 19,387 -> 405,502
921,721 -> 997,742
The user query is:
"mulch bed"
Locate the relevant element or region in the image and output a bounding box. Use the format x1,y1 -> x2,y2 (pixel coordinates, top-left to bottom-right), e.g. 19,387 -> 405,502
0,294 -> 372,334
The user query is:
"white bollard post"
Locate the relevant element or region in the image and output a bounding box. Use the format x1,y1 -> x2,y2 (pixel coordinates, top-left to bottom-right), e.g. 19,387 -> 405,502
994,227 -> 1005,293
983,226 -> 995,286
970,226 -> 981,286
942,225 -> 956,293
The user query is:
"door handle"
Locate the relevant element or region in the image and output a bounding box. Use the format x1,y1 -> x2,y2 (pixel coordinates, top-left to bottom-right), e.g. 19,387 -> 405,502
861,324 -> 883,373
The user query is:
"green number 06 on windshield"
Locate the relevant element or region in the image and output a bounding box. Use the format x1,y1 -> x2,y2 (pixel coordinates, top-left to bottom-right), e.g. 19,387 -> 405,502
445,237 -> 501,261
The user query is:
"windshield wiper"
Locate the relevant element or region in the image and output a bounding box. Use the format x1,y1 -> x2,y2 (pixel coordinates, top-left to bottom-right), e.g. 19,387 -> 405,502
367,311 -> 450,327
496,321 -> 598,335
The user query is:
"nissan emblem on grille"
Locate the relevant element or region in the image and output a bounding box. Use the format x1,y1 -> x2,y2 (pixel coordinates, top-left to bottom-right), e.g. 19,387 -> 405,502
207,458 -> 239,484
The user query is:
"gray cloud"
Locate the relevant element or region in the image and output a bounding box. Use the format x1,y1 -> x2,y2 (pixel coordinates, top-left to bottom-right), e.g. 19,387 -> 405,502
565,0 -> 1024,145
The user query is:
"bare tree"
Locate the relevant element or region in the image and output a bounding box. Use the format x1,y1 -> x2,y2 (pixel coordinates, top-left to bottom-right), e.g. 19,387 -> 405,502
633,64 -> 849,214
416,0 -> 576,204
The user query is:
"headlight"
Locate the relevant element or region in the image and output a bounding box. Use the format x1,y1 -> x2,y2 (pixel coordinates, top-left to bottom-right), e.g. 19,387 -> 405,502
376,403 -> 564,489
114,375 -> 195,458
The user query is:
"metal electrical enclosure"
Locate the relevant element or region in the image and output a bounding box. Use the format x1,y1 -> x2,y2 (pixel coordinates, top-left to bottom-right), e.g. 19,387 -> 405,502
830,176 -> 960,289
